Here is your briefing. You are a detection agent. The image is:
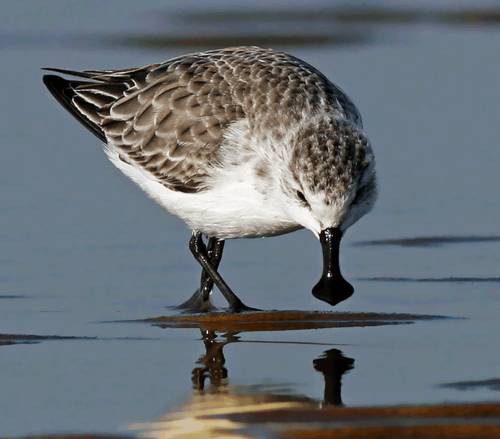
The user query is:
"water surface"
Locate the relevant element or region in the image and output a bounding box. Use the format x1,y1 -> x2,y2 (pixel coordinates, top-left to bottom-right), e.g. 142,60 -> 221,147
0,0 -> 499,437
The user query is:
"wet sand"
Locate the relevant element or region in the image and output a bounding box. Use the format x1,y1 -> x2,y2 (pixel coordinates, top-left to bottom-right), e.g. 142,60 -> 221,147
141,310 -> 449,332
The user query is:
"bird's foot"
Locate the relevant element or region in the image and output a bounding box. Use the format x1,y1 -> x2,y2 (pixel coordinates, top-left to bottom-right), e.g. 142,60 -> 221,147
229,302 -> 261,313
173,289 -> 216,314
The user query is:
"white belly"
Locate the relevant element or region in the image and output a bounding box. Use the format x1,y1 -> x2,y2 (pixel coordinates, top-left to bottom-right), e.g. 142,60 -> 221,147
170,183 -> 301,238
106,147 -> 300,239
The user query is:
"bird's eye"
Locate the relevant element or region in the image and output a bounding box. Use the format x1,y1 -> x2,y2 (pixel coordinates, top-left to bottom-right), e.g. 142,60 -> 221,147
296,190 -> 309,207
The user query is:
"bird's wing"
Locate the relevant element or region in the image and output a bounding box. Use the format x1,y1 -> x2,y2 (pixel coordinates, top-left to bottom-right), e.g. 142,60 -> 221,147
43,55 -> 245,193
43,47 -> 363,192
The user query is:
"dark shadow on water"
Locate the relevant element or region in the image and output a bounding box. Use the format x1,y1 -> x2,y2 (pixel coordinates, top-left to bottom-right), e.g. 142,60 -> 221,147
3,5 -> 500,53
359,276 -> 500,283
354,235 -> 500,248
0,334 -> 159,347
0,333 -> 95,347
0,30 -> 370,51
237,339 -> 347,347
106,32 -> 369,50
179,6 -> 500,27
440,378 -> 500,392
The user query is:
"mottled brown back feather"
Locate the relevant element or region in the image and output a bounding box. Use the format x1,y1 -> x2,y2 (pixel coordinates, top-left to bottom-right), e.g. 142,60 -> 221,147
43,47 -> 362,193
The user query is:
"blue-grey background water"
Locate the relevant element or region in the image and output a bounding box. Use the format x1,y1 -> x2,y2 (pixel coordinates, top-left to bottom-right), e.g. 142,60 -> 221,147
1,0 -> 499,436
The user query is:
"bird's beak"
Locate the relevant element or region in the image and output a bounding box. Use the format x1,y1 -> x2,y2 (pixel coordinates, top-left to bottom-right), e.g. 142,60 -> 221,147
312,227 -> 354,306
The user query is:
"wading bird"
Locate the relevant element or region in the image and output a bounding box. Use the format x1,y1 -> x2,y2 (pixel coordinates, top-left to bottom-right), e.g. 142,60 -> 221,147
43,46 -> 376,313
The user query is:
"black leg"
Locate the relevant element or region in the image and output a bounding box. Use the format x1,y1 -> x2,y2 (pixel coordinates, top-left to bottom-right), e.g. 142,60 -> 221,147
176,237 -> 221,312
200,238 -> 225,301
189,232 -> 257,313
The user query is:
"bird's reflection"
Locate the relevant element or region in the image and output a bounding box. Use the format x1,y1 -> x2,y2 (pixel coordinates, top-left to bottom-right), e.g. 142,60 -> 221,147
190,330 -> 236,392
130,330 -> 355,437
190,329 -> 354,404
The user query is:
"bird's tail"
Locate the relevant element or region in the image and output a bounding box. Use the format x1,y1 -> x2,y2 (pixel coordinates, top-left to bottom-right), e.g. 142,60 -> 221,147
42,67 -> 131,142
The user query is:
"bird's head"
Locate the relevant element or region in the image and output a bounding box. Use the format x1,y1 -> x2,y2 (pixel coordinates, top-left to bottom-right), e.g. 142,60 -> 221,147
279,115 -> 377,306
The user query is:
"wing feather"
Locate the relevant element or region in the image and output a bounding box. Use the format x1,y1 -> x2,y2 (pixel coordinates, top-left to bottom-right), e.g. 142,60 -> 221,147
43,47 -> 362,193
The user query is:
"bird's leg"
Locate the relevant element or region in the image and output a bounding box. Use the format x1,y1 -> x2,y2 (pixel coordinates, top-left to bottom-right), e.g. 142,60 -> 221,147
176,237 -> 221,313
189,232 -> 257,313
200,238 -> 225,300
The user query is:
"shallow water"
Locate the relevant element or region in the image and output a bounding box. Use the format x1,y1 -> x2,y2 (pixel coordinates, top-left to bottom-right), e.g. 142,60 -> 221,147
1,0 -> 499,437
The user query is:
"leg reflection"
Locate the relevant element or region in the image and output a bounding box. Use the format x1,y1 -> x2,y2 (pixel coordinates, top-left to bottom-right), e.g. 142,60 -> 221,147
313,348 -> 354,406
191,330 -> 239,392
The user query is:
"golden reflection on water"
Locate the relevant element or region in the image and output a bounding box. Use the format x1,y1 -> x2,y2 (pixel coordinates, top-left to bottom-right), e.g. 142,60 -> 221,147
129,312 -> 445,437
129,330 -> 500,439
130,330 -> 354,438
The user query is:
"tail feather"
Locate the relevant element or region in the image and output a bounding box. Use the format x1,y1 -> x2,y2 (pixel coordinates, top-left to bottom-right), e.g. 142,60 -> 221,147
42,67 -> 98,80
43,74 -> 106,142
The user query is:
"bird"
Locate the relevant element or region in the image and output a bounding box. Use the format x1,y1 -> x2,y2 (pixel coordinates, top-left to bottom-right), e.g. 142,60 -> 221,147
42,46 -> 376,313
